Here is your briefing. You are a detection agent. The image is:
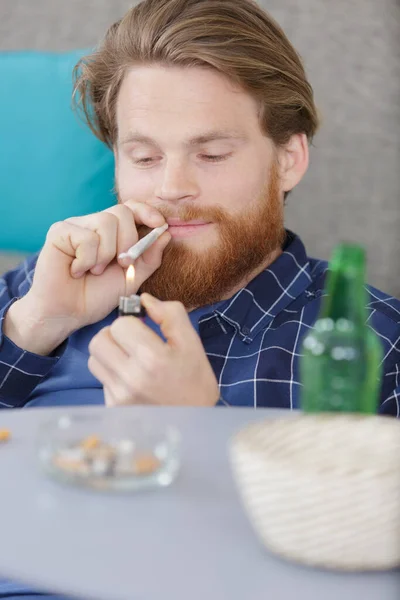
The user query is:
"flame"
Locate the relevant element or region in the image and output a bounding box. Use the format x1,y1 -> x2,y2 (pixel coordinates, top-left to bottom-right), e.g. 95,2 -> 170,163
126,264 -> 135,287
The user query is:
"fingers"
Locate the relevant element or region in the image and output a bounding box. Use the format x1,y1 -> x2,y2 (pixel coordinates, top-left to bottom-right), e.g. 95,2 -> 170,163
89,321 -> 164,405
132,231 -> 172,290
103,386 -> 123,407
88,326 -> 130,366
46,221 -> 100,278
88,306 -> 219,408
109,316 -> 165,356
106,202 -> 165,269
140,294 -> 200,350
88,356 -> 133,405
120,200 -> 165,228
139,231 -> 172,267
50,202 -> 166,278
88,327 -> 133,399
115,203 -> 167,269
65,212 -> 118,276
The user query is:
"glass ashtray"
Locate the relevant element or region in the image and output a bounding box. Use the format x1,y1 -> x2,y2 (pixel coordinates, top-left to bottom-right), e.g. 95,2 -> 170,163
37,413 -> 181,492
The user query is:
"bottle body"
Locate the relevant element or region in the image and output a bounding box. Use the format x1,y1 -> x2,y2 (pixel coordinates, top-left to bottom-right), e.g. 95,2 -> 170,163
300,244 -> 382,414
301,317 -> 382,413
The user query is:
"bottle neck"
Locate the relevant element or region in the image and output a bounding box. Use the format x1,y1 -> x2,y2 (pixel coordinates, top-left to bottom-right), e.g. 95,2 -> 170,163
320,245 -> 368,326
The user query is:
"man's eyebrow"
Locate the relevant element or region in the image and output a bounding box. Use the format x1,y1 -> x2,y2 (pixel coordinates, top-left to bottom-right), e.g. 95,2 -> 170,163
119,130 -> 247,146
186,131 -> 247,145
119,133 -> 155,146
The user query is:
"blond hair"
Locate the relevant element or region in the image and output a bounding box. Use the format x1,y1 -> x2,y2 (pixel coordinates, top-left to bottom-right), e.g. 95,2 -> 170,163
73,0 -> 319,148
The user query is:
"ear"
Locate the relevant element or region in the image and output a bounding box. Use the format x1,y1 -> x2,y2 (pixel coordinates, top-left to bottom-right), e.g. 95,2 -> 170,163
276,133 -> 309,193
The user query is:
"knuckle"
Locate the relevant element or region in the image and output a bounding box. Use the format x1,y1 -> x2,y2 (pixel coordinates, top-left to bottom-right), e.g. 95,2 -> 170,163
142,348 -> 167,375
117,206 -> 138,233
110,319 -> 122,339
88,329 -> 107,354
87,355 -> 95,372
111,316 -> 134,337
63,216 -> 80,226
96,211 -> 117,229
82,230 -> 100,247
113,204 -> 135,220
126,200 -> 163,220
88,336 -> 98,355
122,200 -> 142,212
49,220 -> 64,231
126,371 -> 145,396
113,382 -> 132,405
87,356 -> 103,381
46,221 -> 65,239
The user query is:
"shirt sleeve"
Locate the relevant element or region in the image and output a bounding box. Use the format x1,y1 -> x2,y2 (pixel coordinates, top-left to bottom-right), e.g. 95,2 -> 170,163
0,255 -> 67,409
377,335 -> 400,418
367,295 -> 400,419
379,363 -> 400,417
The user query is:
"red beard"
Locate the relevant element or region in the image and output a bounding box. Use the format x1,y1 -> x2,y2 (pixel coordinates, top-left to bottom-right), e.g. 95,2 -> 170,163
139,162 -> 285,308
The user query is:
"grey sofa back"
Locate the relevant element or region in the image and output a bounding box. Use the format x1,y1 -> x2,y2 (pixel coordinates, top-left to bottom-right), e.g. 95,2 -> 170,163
1,0 -> 399,297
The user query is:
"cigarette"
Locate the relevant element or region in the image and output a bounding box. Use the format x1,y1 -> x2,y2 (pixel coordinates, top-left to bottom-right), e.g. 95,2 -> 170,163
118,223 -> 169,261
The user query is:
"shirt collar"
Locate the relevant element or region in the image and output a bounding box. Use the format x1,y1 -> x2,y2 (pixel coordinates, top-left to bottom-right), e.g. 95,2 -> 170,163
198,231 -> 313,343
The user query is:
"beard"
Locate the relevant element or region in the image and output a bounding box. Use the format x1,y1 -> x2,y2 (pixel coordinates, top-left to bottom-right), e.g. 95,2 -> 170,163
138,162 -> 285,308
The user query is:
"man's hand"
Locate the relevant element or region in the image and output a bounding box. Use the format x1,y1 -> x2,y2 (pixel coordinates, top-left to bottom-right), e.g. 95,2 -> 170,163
88,294 -> 220,407
4,203 -> 171,356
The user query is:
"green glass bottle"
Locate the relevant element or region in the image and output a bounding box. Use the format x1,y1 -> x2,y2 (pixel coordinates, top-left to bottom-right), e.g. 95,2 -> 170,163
300,244 -> 383,414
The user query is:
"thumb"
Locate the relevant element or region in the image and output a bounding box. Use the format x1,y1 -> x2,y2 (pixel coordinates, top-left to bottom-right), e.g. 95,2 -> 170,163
133,231 -> 171,290
140,293 -> 200,349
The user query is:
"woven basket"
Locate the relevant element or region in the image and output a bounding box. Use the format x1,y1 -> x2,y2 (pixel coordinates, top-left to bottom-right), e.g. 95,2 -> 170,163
229,414 -> 400,571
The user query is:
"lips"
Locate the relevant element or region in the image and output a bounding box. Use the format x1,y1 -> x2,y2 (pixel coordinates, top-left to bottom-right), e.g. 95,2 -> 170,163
166,218 -> 210,227
166,219 -> 212,239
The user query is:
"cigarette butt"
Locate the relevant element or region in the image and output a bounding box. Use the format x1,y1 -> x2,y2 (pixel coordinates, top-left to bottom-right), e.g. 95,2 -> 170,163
0,429 -> 10,442
53,455 -> 89,475
80,435 -> 101,451
133,454 -> 161,475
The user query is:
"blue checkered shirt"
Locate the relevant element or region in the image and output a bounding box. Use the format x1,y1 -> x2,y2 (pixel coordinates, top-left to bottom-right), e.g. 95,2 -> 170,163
0,232 -> 399,415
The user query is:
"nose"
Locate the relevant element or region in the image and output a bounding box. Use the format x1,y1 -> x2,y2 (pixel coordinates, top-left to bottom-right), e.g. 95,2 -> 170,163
155,157 -> 199,203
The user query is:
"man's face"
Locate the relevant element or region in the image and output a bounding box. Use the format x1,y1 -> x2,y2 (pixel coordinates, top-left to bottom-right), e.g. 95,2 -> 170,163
115,65 -> 286,306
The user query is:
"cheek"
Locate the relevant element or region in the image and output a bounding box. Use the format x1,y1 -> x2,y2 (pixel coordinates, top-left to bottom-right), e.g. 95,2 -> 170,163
116,158 -> 155,202
204,149 -> 270,212
212,168 -> 265,215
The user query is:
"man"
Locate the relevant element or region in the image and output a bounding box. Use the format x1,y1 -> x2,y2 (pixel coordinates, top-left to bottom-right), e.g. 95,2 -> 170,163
1,0 -> 400,418
0,0 -> 399,597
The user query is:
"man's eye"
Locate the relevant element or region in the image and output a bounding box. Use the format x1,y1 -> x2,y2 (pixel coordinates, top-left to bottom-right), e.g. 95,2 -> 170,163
133,157 -> 158,165
200,153 -> 232,163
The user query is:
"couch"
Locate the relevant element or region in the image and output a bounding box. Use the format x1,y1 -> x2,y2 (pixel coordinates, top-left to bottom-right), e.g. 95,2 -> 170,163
1,0 -> 399,297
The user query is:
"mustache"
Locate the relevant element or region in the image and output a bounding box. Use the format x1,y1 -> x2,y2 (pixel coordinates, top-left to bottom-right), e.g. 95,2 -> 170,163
137,204 -> 228,239
153,204 -> 227,224
117,191 -> 227,224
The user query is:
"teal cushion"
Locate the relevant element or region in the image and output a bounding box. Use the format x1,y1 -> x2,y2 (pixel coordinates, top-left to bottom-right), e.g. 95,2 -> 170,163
0,50 -> 116,253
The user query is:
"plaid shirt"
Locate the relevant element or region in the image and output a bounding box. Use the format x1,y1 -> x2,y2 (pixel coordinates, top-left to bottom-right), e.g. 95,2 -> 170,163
0,232 -> 399,415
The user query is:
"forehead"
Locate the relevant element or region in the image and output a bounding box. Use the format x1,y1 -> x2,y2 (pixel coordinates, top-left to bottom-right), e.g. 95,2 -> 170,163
116,64 -> 262,139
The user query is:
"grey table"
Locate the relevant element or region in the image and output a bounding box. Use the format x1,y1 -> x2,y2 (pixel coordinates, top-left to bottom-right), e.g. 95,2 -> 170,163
0,405 -> 398,600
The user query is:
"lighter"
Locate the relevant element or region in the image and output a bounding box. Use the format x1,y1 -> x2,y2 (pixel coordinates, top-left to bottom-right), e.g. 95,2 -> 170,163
118,294 -> 147,319
119,264 -> 147,319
